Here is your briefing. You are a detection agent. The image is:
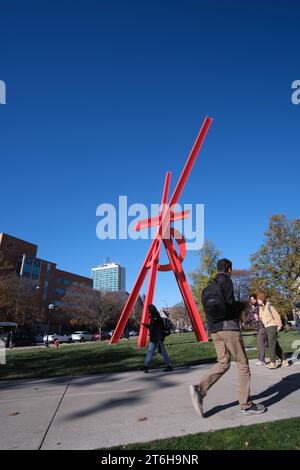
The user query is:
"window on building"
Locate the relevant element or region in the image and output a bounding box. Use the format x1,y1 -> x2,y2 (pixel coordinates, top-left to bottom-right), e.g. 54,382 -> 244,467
54,288 -> 66,296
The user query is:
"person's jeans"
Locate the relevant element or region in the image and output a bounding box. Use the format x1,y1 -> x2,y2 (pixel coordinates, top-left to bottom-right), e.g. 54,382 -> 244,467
198,331 -> 252,410
144,341 -> 172,367
257,327 -> 267,362
266,326 -> 283,363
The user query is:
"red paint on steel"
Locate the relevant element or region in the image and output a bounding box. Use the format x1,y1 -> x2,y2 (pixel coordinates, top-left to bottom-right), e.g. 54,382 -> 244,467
110,117 -> 212,347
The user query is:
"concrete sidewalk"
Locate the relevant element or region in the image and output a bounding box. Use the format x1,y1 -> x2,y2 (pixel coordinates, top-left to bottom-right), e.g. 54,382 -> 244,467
0,360 -> 299,450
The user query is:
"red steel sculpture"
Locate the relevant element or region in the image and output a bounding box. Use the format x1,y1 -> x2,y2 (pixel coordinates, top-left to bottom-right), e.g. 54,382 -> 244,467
110,116 -> 213,348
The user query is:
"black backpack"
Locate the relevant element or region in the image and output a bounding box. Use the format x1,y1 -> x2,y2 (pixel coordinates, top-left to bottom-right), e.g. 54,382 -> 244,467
162,317 -> 172,337
201,278 -> 228,323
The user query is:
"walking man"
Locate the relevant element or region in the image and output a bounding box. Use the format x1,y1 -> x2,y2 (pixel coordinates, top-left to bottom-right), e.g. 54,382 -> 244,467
141,304 -> 173,373
190,258 -> 266,416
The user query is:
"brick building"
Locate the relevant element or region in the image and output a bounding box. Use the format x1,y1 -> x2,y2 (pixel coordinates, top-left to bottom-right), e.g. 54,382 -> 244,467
0,233 -> 92,326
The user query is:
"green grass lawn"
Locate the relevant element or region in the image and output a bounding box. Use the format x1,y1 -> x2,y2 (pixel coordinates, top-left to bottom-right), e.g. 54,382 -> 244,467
105,417 -> 300,450
0,330 -> 298,381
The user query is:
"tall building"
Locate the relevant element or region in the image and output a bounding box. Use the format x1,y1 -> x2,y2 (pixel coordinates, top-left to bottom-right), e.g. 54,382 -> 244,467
0,233 -> 92,320
91,262 -> 126,292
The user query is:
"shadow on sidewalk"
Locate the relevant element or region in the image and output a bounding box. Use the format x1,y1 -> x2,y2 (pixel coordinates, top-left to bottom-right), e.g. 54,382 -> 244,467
62,371 -> 182,421
204,372 -> 300,418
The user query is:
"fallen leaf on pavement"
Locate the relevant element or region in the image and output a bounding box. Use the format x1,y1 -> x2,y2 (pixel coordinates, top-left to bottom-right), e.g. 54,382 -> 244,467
138,417 -> 148,422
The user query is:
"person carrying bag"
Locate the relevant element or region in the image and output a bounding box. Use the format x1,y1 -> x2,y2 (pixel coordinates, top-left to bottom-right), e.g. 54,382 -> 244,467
256,291 -> 289,369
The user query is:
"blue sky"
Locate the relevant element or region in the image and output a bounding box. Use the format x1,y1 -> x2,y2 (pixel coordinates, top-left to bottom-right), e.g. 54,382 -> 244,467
0,0 -> 299,307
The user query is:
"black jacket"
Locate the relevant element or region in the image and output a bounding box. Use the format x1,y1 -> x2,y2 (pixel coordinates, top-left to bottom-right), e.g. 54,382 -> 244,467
207,272 -> 245,334
144,317 -> 165,344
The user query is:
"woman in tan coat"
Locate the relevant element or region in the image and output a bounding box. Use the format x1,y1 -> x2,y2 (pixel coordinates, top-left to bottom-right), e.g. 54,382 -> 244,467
256,291 -> 289,369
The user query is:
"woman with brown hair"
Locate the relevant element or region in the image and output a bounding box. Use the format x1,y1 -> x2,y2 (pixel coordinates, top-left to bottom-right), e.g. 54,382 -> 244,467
256,291 -> 289,369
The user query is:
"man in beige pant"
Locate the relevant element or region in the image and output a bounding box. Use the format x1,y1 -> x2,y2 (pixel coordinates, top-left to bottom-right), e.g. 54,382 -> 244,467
190,258 -> 266,416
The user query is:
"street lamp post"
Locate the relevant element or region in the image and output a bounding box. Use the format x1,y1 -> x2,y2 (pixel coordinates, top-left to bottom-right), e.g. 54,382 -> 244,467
161,299 -> 168,312
45,304 -> 54,348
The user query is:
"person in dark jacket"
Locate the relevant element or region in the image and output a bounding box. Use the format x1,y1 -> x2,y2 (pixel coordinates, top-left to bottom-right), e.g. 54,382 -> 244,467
247,293 -> 267,365
190,258 -> 265,417
141,304 -> 173,373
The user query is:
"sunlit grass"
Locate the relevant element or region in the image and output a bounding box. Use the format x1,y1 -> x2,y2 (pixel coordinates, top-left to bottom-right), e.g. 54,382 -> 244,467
1,330 -> 298,381
106,417 -> 300,450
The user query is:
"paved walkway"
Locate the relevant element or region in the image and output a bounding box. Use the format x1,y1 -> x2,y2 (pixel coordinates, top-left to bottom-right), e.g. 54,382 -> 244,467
0,359 -> 299,450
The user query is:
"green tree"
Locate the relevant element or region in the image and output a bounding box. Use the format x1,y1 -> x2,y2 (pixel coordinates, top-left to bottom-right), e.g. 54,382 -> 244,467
250,214 -> 300,318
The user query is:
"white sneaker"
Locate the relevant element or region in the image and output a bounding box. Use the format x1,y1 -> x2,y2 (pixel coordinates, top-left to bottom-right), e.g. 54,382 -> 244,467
241,403 -> 266,415
189,385 -> 204,417
255,361 -> 265,366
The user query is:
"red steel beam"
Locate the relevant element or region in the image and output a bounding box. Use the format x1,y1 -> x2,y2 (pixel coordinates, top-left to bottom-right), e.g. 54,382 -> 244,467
137,171 -> 171,348
134,210 -> 190,232
163,237 -> 208,341
149,116 -> 213,245
111,172 -> 171,346
110,117 -> 212,346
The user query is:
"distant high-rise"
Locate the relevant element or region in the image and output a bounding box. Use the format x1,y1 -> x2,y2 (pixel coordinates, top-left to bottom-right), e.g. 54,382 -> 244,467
91,262 -> 126,292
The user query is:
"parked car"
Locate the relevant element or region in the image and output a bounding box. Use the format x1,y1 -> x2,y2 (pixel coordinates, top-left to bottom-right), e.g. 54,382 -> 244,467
129,330 -> 138,337
71,331 -> 93,342
92,332 -> 111,341
175,327 -> 190,334
43,333 -> 72,344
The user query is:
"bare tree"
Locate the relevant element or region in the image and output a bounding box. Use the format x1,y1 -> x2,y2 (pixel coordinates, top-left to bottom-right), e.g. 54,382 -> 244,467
231,269 -> 252,302
0,274 -> 37,325
168,302 -> 190,330
60,285 -> 123,336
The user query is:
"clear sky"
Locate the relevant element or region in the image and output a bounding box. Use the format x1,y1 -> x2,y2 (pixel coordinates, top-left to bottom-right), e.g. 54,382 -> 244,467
1,0 -> 299,308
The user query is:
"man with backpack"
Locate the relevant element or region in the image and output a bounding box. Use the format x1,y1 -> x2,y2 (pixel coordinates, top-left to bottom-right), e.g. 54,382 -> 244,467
190,258 -> 266,416
141,304 -> 173,373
